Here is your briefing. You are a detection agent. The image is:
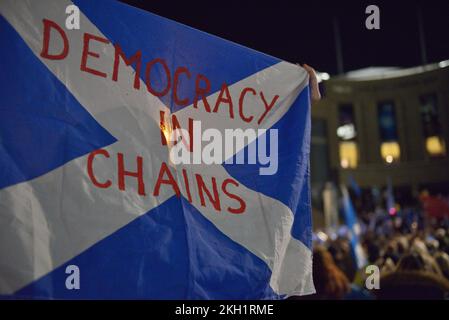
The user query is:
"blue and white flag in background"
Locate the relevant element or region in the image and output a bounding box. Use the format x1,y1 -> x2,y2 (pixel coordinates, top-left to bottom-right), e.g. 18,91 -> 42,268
341,185 -> 367,270
0,0 -> 313,299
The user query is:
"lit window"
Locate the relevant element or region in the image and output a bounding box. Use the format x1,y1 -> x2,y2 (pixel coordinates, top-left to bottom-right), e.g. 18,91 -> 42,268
420,94 -> 446,158
378,101 -> 400,164
426,136 -> 446,157
380,141 -> 400,164
339,141 -> 358,168
338,104 -> 358,169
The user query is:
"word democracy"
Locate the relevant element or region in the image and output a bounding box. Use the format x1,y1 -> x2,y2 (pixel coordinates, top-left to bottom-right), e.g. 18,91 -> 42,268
38,18 -> 284,215
39,19 -> 280,125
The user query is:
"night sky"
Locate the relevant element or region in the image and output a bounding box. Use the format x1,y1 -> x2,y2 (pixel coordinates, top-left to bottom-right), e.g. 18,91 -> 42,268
119,0 -> 449,75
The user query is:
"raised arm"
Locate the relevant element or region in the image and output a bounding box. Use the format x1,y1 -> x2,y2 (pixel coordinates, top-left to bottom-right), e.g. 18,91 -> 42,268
302,64 -> 321,102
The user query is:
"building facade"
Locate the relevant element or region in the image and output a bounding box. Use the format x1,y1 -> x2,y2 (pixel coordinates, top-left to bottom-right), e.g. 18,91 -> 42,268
311,61 -> 449,209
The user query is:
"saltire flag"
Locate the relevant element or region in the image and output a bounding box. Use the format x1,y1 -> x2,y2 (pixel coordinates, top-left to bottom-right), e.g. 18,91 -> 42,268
0,0 -> 313,299
340,185 -> 367,270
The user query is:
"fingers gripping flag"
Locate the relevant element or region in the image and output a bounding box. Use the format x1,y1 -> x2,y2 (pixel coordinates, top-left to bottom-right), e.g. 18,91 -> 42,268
0,0 -> 314,299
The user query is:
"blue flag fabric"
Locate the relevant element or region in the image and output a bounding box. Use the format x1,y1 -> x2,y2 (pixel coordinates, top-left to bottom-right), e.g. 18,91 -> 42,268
341,186 -> 367,270
0,0 -> 313,299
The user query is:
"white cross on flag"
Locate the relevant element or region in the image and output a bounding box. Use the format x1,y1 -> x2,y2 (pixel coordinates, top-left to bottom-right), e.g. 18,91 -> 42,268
0,0 -> 314,299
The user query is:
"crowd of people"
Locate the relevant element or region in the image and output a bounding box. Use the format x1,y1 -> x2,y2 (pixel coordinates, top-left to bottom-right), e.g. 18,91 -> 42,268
298,197 -> 449,300
298,64 -> 449,300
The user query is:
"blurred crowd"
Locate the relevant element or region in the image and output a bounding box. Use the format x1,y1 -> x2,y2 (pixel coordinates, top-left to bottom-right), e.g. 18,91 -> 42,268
296,201 -> 449,300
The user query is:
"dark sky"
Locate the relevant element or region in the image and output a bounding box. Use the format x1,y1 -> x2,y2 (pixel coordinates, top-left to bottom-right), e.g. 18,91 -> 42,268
119,0 -> 449,75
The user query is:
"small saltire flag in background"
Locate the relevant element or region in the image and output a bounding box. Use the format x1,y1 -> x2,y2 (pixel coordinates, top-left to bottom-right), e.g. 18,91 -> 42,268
341,185 -> 367,270
0,0 -> 313,299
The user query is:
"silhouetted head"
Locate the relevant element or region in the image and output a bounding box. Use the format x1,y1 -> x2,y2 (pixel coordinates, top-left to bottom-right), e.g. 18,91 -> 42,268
396,251 -> 442,275
312,246 -> 350,299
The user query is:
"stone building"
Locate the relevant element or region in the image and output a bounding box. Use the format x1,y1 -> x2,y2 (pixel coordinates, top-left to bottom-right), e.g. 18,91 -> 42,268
311,60 -> 449,210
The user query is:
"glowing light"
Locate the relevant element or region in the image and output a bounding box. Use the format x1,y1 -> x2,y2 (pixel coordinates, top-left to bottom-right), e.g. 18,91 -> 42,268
381,141 -> 400,163
316,231 -> 329,242
439,60 -> 449,68
341,159 -> 349,168
426,136 -> 446,156
339,141 -> 358,169
160,123 -> 172,145
389,207 -> 397,216
319,72 -> 330,81
337,124 -> 356,140
160,121 -> 175,166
